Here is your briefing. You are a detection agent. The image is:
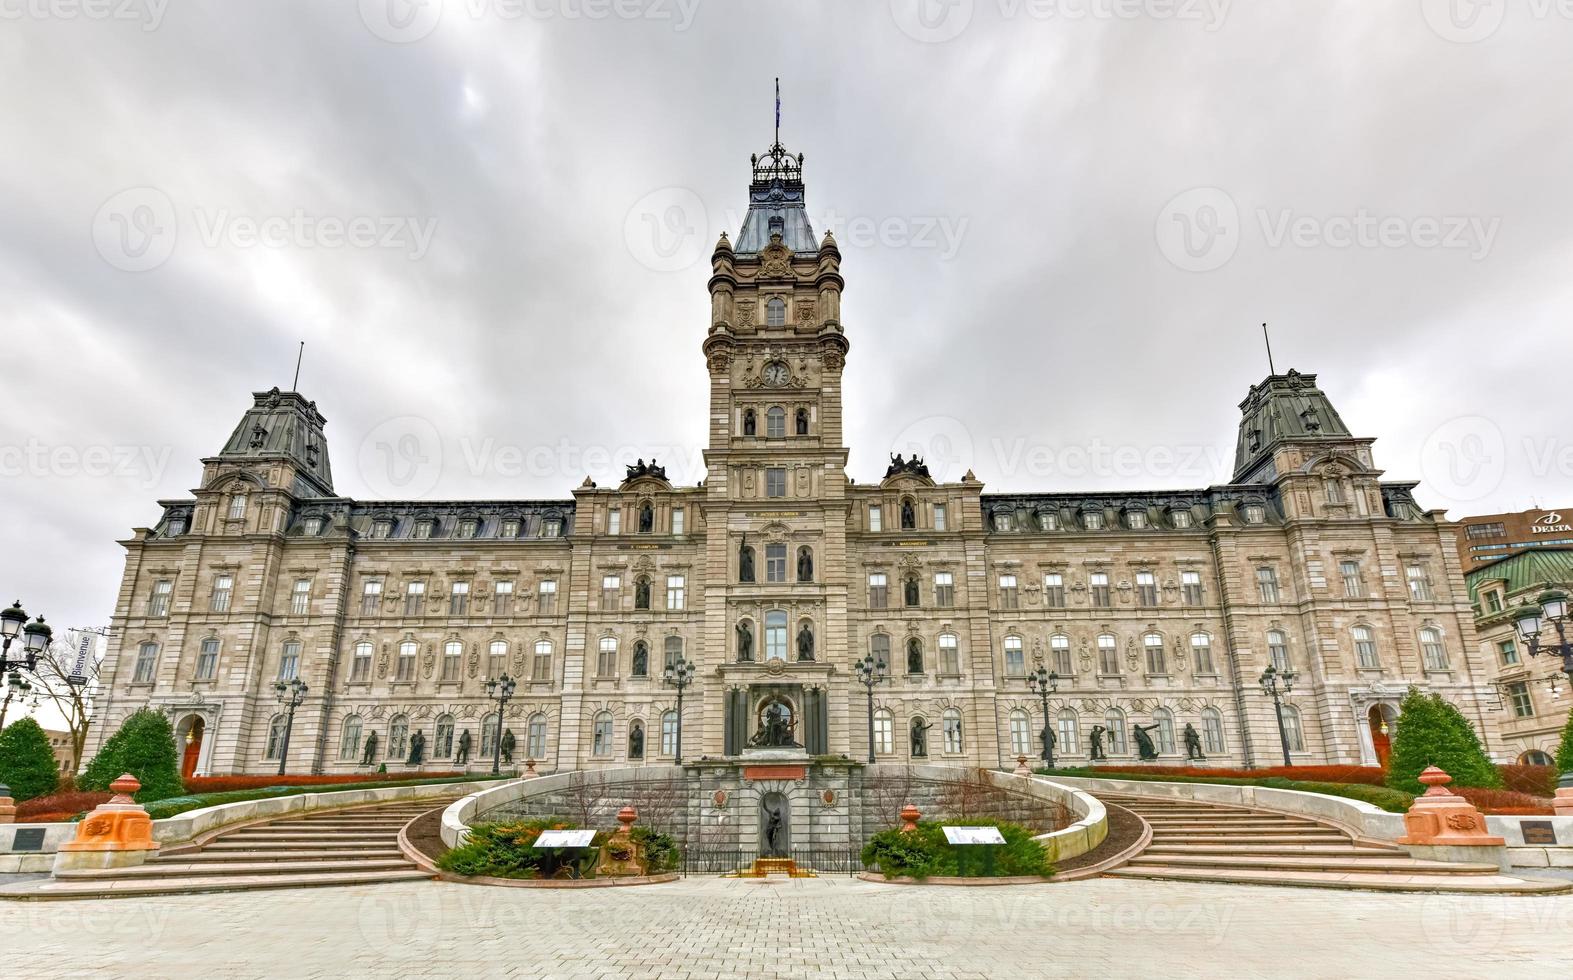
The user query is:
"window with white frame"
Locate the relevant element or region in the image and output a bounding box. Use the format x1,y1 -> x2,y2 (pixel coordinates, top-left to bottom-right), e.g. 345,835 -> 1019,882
339,715 -> 363,760
766,296 -> 786,326
500,518 -> 521,538
666,575 -> 685,610
1144,633 -> 1166,674
532,640 -> 553,681
404,581 -> 426,616
671,507 -> 685,535
265,714 -> 288,760
766,543 -> 787,583
1104,709 -> 1128,754
278,641 -> 301,681
414,520 -> 434,539
870,633 -> 891,673
1009,710 -> 1032,757
765,468 -> 786,498
1126,510 -> 1148,530
998,574 -> 1019,609
1043,572 -> 1065,607
1153,708 -> 1176,754
527,714 -> 547,757
133,642 -> 159,683
1039,511 -> 1060,531
1051,634 -> 1072,675
938,633 -> 959,674
664,635 -> 683,671
350,641 -> 372,682
607,508 -> 621,536
388,715 -> 410,758
1082,511 -> 1103,530
1340,560 -> 1364,598
1097,633 -> 1119,675
227,493 -> 248,520
1419,628 -> 1449,671
1499,639 -> 1519,666
597,636 -> 618,677
934,572 -> 955,607
289,579 -> 311,616
494,580 -> 514,615
434,715 -> 454,757
1407,563 -> 1435,601
488,640 -> 507,678
1507,681 -> 1534,717
441,640 -> 462,681
211,575 -> 234,613
1171,509 -> 1193,529
1256,567 -> 1280,603
1267,630 -> 1290,671
601,575 -> 621,610
942,709 -> 963,753
148,580 -> 172,618
874,709 -> 893,755
1202,707 -> 1226,754
1057,709 -> 1078,753
1352,626 -> 1379,668
449,581 -> 470,616
397,640 -> 417,681
661,711 -> 679,755
1241,503 -> 1266,524
933,504 -> 947,531
766,406 -> 785,438
593,712 -> 614,756
1191,632 -> 1215,674
361,579 -> 382,616
1135,570 -> 1157,606
868,573 -> 888,608
1003,635 -> 1024,676
196,638 -> 219,680
868,505 -> 882,532
1280,705 -> 1305,751
480,713 -> 500,757
538,579 -> 558,615
1090,572 -> 1110,607
766,611 -> 788,661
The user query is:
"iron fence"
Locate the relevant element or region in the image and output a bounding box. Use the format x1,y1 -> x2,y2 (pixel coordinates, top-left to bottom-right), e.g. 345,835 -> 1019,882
678,846 -> 864,877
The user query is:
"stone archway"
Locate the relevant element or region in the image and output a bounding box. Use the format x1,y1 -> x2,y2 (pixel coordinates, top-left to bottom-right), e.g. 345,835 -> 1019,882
1366,704 -> 1397,767
175,713 -> 210,778
758,790 -> 791,857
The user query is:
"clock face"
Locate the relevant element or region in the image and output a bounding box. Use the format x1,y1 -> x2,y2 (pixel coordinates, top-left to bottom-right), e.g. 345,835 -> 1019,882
762,361 -> 790,387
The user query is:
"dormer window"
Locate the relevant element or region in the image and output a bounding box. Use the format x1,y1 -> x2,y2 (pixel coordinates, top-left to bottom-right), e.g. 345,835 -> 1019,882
1241,504 -> 1266,525
994,512 -> 1013,532
458,519 -> 479,539
372,519 -> 393,539
227,494 -> 248,521
1126,510 -> 1148,530
1082,511 -> 1104,530
414,519 -> 435,539
500,518 -> 521,538
543,519 -> 562,538
1171,510 -> 1193,529
1037,512 -> 1058,531
766,297 -> 786,327
303,516 -> 324,535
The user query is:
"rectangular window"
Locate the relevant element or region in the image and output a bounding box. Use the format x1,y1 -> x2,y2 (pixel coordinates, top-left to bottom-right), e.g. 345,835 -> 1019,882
350,643 -> 372,682
1191,633 -> 1215,674
597,637 -> 618,677
196,639 -> 219,680
1181,570 -> 1204,606
664,636 -> 683,671
998,574 -> 1019,609
1421,631 -> 1449,671
210,575 -> 233,613
1003,637 -> 1024,676
868,505 -> 882,532
372,519 -> 393,539
1126,510 -> 1148,530
939,633 -> 959,674
666,575 -> 686,610
1324,479 -> 1344,504
500,518 -> 521,538
1043,573 -> 1065,608
1083,511 -> 1103,530
607,508 -> 621,536
494,580 -> 514,615
765,468 -> 786,498
458,518 -> 478,539
766,543 -> 788,582
278,641 -> 301,681
1257,567 -> 1280,604
441,642 -> 462,682
1499,639 -> 1520,666
1090,572 -> 1110,608
601,575 -> 621,610
1051,635 -> 1073,675
868,573 -> 888,608
1098,635 -> 1119,675
1135,570 -> 1157,606
361,579 -> 382,616
1508,681 -> 1534,718
396,642 -> 416,681
404,581 -> 426,616
874,713 -> 893,755
1353,627 -> 1379,669
1340,560 -> 1364,598
1171,510 -> 1193,529
538,580 -> 558,615
1144,635 -> 1166,674
133,642 -> 158,683
671,507 -> 685,535
766,408 -> 785,438
943,714 -> 963,754
449,581 -> 470,616
934,572 -> 955,608
148,580 -> 172,618
414,520 -> 434,539
1485,590 -> 1503,613
1407,564 -> 1434,601
543,519 -> 561,538
870,634 -> 890,673
289,579 -> 311,616
933,504 -> 947,531
533,641 -> 552,681
227,494 -> 247,520
1465,521 -> 1506,539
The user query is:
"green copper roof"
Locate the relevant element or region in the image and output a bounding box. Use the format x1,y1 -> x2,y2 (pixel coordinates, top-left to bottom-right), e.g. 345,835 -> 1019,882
1466,546 -> 1573,605
1232,370 -> 1353,482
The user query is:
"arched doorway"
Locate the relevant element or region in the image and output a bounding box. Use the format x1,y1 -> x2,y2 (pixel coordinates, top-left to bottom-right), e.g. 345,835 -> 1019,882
1367,704 -> 1395,767
177,715 -> 207,778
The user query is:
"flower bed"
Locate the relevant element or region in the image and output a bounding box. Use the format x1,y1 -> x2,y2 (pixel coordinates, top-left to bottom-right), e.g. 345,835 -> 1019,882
15,791 -> 112,823
1088,765 -> 1389,786
1498,764 -> 1560,797
1043,767 -> 1416,813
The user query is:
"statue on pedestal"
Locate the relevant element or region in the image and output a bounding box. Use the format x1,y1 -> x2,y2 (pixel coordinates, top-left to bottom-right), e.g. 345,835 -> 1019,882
455,730 -> 471,765
796,623 -> 815,661
360,731 -> 379,766
737,620 -> 754,662
408,731 -> 426,766
1132,723 -> 1160,761
1088,725 -> 1107,762
749,701 -> 800,748
501,729 -> 516,765
1183,723 -> 1204,761
910,718 -> 934,758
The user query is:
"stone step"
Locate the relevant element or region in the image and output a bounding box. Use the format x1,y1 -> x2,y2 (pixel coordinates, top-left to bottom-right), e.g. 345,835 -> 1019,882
1103,866 -> 1573,894
1141,818 -> 1330,828
263,821 -> 411,831
151,848 -> 407,863
15,869 -> 435,900
58,859 -> 417,880
1146,843 -> 1402,857
204,838 -> 398,851
218,830 -> 396,841
1147,833 -> 1351,845
1126,854 -> 1503,874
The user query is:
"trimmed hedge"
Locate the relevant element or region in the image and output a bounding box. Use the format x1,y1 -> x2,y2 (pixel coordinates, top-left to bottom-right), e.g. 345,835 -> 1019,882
143,774 -> 509,820
1557,706 -> 1573,778
1040,767 -> 1416,813
0,718 -> 61,802
861,819 -> 1054,880
80,708 -> 184,803
1386,689 -> 1501,795
184,772 -> 469,793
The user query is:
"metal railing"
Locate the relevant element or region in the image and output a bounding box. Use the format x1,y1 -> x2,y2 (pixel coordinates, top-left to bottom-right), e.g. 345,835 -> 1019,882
678,846 -> 863,877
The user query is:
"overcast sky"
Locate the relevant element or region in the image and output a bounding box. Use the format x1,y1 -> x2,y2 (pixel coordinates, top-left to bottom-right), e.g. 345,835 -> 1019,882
3,0 -> 1571,649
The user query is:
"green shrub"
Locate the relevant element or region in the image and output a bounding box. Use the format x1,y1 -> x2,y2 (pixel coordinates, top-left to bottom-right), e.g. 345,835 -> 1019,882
79,708 -> 184,803
1386,688 -> 1501,795
1556,706 -> 1573,779
861,820 -> 1054,881
630,825 -> 680,872
0,717 -> 61,802
437,819 -> 605,879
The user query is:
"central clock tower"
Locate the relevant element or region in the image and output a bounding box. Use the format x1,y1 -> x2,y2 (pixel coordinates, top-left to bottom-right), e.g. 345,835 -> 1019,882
698,140 -> 852,758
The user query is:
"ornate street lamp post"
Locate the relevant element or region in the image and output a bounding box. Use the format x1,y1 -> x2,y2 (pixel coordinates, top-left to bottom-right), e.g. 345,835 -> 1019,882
273,677 -> 308,776
1259,664 -> 1298,768
853,652 -> 888,764
0,600 -> 52,673
484,673 -> 517,775
1514,588 -> 1573,790
1027,663 -> 1060,768
0,670 -> 34,730
663,657 -> 695,765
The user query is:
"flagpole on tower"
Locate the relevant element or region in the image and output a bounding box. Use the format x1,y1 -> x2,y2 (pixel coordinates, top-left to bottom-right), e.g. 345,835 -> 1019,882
774,77 -> 781,147
1262,322 -> 1276,376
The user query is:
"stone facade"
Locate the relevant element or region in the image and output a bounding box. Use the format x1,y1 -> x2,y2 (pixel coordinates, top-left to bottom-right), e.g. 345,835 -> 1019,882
87,140 -> 1505,776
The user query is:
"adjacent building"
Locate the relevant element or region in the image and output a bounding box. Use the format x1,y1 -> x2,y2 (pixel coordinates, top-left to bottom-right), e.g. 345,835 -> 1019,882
87,138 -> 1505,776
1456,507 -> 1573,573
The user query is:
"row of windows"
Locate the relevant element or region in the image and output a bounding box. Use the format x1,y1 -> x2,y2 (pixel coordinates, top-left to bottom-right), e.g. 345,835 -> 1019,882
369,514 -> 563,540
737,544 -> 813,585
312,711 -> 683,762
1000,706 -> 1238,757
604,505 -> 686,536
147,575 -> 564,619
740,406 -> 811,438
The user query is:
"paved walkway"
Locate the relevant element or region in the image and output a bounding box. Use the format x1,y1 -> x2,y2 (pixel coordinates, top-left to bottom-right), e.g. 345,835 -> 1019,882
2,875 -> 1571,977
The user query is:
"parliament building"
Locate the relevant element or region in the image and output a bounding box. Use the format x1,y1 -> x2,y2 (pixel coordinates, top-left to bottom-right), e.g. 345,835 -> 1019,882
89,140 -> 1503,777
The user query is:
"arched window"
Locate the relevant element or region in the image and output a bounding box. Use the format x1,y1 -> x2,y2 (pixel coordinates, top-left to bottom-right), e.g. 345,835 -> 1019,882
795,408 -> 809,435
634,576 -> 651,610
660,710 -> 679,755
938,633 -> 959,674
397,640 -> 417,682
350,641 -> 372,683
388,715 -> 409,758
1281,705 -> 1305,752
1009,710 -> 1032,757
1097,633 -> 1119,675
1419,628 -> 1449,671
526,713 -> 548,759
872,709 -> 894,754
1144,633 -> 1166,674
1003,635 -> 1024,676
434,714 -> 455,757
743,408 -> 756,436
592,712 -> 614,756
1201,707 -> 1226,754
766,406 -> 786,438
532,640 -> 553,682
942,708 -> 964,754
1050,634 -> 1072,676
488,640 -> 508,679
1153,708 -> 1176,754
1104,708 -> 1128,754
628,719 -> 645,759
1521,749 -> 1554,766
338,715 -> 362,760
1057,709 -> 1079,754
480,713 -> 501,757
765,610 -> 788,661
766,296 -> 786,326
264,714 -> 288,760
1267,630 -> 1290,671
631,640 -> 649,677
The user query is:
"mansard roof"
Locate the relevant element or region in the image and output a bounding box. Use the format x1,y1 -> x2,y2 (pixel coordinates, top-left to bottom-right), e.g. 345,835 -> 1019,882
213,387 -> 334,496
1232,370 -> 1355,482
735,142 -> 817,255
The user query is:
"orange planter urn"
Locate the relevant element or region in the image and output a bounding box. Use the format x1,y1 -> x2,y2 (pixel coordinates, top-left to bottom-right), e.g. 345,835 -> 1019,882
1396,767 -> 1504,847
53,774 -> 159,874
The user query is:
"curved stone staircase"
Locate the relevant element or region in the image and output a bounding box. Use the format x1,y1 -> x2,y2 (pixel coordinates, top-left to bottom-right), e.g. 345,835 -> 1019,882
22,800 -> 448,899
1099,795 -> 1570,893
